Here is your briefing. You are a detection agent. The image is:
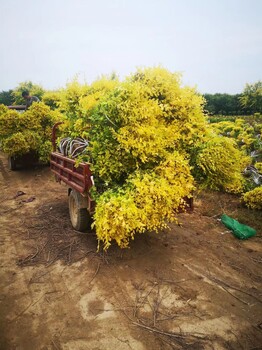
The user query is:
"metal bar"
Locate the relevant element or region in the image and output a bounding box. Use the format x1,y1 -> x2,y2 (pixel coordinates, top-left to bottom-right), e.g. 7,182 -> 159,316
51,169 -> 85,194
50,152 -> 93,193
8,105 -> 26,110
50,160 -> 85,182
51,152 -> 91,169
51,122 -> 64,151
50,152 -> 91,174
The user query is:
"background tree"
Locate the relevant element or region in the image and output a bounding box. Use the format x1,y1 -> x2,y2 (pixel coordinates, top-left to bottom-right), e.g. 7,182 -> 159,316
203,93 -> 243,115
239,81 -> 262,114
12,81 -> 45,105
0,90 -> 14,106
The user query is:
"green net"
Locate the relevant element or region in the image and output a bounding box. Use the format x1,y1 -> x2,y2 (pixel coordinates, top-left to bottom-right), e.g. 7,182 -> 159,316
221,214 -> 256,240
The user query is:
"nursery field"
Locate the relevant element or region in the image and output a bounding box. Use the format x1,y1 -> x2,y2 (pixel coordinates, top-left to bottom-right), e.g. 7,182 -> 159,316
0,152 -> 261,350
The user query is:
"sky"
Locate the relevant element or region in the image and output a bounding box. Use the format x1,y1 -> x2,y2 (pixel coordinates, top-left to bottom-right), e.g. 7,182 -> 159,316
0,0 -> 261,94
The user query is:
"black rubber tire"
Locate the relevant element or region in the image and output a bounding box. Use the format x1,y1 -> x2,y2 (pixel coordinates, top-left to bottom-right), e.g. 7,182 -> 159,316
8,156 -> 17,171
68,190 -> 91,231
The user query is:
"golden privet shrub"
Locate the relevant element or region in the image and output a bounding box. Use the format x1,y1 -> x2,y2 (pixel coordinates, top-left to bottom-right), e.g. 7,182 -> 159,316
255,162 -> 262,173
242,187 -> 262,210
211,118 -> 262,154
89,67 -> 208,187
195,135 -> 250,193
94,152 -> 195,249
0,102 -> 62,162
60,67 -> 250,250
85,67 -> 206,249
59,76 -> 119,139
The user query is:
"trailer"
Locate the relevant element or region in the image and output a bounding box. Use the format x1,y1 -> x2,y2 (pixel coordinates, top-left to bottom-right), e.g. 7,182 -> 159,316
8,105 -> 26,112
50,122 -> 193,232
8,152 -> 39,171
50,123 -> 95,231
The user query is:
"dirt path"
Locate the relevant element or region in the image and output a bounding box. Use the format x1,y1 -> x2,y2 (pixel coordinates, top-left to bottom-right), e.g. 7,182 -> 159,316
0,152 -> 261,350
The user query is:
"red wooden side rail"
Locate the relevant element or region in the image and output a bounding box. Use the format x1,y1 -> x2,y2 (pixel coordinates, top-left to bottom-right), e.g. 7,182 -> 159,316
50,152 -> 93,194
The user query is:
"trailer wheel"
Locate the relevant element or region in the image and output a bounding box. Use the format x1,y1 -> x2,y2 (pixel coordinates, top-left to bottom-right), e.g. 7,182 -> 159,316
69,190 -> 91,231
8,156 -> 17,171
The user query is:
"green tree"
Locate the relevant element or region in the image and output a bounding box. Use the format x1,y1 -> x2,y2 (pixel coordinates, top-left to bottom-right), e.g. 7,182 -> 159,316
203,93 -> 243,115
12,81 -> 45,105
239,81 -> 262,113
0,90 -> 14,106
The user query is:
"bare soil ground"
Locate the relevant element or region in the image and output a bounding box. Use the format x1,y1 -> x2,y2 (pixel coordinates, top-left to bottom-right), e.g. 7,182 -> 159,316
0,152 -> 261,350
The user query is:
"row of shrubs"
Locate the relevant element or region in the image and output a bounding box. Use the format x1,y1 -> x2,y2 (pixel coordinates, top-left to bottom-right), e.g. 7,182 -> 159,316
0,67 -> 261,248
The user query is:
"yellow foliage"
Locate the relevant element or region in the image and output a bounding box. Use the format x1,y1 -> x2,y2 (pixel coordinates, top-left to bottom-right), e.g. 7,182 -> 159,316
94,152 -> 194,249
59,76 -> 119,139
212,118 -> 261,153
59,79 -> 89,118
59,66 -> 250,250
89,68 -> 208,187
42,90 -> 61,110
195,135 -> 250,193
94,192 -> 143,250
80,76 -> 119,115
255,162 -> 262,173
242,187 -> 262,210
0,102 -> 62,161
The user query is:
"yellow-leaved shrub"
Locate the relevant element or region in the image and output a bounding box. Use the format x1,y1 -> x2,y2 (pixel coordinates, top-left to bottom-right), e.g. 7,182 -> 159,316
255,162 -> 262,173
242,187 -> 262,210
85,68 -> 204,249
0,102 -> 62,162
59,76 -> 119,139
59,67 -> 250,249
211,118 -> 262,154
94,152 -> 194,249
195,135 -> 250,193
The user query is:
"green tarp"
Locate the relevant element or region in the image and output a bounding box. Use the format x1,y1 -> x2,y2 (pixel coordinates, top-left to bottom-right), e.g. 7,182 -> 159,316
221,214 -> 256,240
